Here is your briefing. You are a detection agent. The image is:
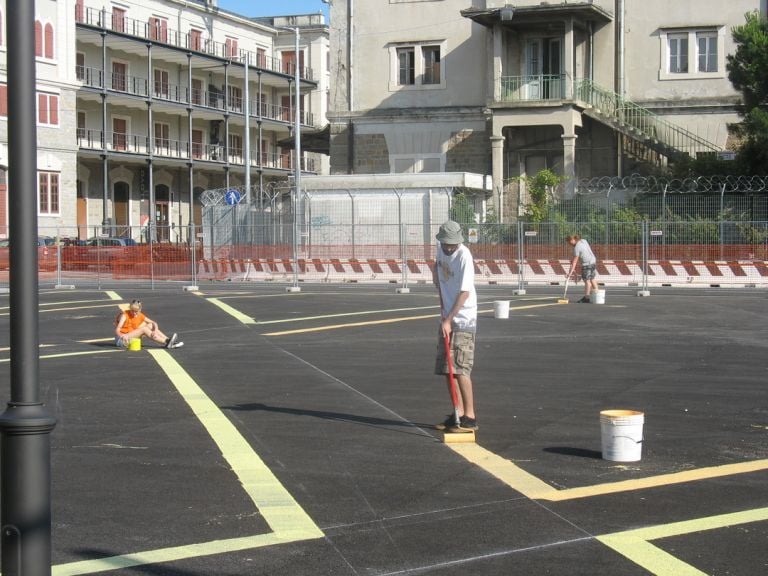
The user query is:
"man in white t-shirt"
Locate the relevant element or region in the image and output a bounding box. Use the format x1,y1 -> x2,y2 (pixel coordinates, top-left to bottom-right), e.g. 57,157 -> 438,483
566,234 -> 598,303
432,220 -> 478,432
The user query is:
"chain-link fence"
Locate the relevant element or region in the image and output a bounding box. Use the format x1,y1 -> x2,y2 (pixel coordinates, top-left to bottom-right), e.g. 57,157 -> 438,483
2,175 -> 765,289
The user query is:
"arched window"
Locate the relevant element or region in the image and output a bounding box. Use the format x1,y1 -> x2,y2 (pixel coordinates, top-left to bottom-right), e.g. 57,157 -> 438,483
44,23 -> 54,59
35,20 -> 43,57
34,20 -> 55,59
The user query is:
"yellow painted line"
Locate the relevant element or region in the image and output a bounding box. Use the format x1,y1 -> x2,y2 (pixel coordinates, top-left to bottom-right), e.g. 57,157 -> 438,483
542,459 -> 768,501
262,302 -> 560,336
0,349 -> 121,363
148,350 -> 321,538
597,507 -> 768,576
448,442 -> 768,501
448,444 -> 555,499
206,297 -> 256,324
0,303 -> 123,316
105,291 -> 122,300
0,344 -> 56,352
0,298 -> 125,311
52,533 -> 287,575
78,337 -> 114,344
256,304 -> 441,325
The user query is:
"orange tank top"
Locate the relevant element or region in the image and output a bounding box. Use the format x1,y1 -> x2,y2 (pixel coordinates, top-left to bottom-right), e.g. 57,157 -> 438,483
119,311 -> 146,334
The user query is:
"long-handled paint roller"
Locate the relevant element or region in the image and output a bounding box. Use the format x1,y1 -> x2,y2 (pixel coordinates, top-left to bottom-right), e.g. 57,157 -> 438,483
442,331 -> 475,444
435,273 -> 475,443
558,275 -> 571,304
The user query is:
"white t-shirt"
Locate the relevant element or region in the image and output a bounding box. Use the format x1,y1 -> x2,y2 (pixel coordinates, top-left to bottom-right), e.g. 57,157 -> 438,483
436,243 -> 477,331
574,239 -> 596,266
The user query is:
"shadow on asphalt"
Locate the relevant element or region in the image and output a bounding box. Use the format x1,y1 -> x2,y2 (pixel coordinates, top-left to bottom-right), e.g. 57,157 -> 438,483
223,402 -> 437,439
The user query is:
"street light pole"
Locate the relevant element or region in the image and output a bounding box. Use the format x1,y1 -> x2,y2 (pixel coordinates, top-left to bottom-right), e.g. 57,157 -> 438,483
284,26 -> 302,293
0,2 -> 57,574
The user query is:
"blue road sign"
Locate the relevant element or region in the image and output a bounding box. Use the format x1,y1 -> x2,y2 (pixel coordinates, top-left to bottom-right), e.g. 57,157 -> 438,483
225,189 -> 242,205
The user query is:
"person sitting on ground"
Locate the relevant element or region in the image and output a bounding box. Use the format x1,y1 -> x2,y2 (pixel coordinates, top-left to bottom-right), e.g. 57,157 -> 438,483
114,299 -> 183,349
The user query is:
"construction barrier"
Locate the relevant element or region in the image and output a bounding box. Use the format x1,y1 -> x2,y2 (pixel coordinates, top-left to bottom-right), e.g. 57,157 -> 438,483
192,257 -> 768,288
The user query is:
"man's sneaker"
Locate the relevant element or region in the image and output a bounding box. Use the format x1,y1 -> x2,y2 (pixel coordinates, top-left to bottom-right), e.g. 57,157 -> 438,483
435,414 -> 460,431
165,333 -> 178,348
170,340 -> 184,349
449,416 -> 478,432
578,296 -> 591,303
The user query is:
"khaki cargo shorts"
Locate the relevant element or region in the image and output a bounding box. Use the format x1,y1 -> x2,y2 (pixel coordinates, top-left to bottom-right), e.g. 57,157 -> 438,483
435,330 -> 475,376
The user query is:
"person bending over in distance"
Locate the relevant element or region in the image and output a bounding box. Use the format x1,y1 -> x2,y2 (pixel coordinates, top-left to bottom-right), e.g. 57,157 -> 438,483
566,234 -> 599,303
114,299 -> 183,349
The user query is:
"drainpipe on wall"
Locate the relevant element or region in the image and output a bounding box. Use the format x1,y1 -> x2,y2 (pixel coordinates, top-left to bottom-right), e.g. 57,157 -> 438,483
616,0 -> 625,177
348,0 -> 355,174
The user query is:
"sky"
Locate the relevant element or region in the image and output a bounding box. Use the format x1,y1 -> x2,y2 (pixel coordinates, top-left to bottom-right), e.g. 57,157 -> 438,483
217,0 -> 330,20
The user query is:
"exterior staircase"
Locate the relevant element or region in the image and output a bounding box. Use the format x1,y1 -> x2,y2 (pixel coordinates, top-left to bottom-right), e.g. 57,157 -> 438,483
573,79 -> 721,161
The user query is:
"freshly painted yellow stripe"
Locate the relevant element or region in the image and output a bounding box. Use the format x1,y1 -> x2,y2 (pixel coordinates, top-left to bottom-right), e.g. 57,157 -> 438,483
206,297 -> 255,324
0,349 -> 121,363
448,442 -> 768,502
597,507 -> 768,576
262,302 -> 560,336
52,533 -> 286,576
262,312 -> 439,336
256,304 -> 441,325
148,349 -> 322,541
105,291 -> 121,300
78,337 -> 114,344
448,444 -> 555,499
543,459 -> 768,502
598,535 -> 707,576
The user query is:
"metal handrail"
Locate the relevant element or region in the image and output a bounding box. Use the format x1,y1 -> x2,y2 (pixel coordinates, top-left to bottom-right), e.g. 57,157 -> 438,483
573,79 -> 721,156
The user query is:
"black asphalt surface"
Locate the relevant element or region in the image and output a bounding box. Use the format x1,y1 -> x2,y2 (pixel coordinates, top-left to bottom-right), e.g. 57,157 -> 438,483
0,284 -> 766,575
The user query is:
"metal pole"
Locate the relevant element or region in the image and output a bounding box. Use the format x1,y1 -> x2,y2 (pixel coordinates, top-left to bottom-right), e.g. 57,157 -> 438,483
288,27 -> 301,292
0,2 -> 57,575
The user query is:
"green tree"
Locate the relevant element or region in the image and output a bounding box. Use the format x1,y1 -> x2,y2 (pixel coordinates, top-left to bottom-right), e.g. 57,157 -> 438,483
449,192 -> 475,225
727,11 -> 768,174
518,169 -> 564,222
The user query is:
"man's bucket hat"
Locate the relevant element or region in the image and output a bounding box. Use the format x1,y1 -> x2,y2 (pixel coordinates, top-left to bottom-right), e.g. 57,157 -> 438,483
436,220 -> 464,244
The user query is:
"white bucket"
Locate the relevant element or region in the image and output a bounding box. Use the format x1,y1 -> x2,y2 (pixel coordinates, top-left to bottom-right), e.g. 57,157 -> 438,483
590,289 -> 606,304
493,300 -> 510,319
600,409 -> 644,462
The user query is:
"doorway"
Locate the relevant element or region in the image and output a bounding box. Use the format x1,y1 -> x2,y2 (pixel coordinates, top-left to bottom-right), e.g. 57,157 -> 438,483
525,38 -> 563,99
113,181 -> 129,237
155,184 -> 170,242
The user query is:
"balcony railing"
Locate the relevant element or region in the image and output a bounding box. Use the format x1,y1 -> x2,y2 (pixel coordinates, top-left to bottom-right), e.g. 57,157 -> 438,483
499,75 -> 567,102
77,67 -> 314,126
76,6 -> 314,81
77,130 -> 316,172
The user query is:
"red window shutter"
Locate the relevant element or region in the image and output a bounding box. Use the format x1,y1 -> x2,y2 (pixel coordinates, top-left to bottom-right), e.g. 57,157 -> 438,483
44,23 -> 54,59
75,0 -> 84,22
35,21 -> 43,57
0,85 -> 7,117
38,94 -> 48,124
232,39 -> 238,58
50,96 -> 58,125
161,20 -> 168,42
50,174 -> 59,213
149,17 -> 158,41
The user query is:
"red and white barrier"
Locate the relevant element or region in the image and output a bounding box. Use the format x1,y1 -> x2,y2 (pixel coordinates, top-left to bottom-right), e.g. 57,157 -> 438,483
196,258 -> 768,287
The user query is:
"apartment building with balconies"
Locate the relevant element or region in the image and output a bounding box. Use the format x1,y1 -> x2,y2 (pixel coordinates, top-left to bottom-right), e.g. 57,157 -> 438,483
327,0 -> 762,220
0,0 -> 329,240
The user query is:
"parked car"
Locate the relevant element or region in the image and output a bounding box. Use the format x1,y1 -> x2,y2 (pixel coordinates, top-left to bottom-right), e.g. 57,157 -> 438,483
61,236 -> 138,271
0,238 -> 58,271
